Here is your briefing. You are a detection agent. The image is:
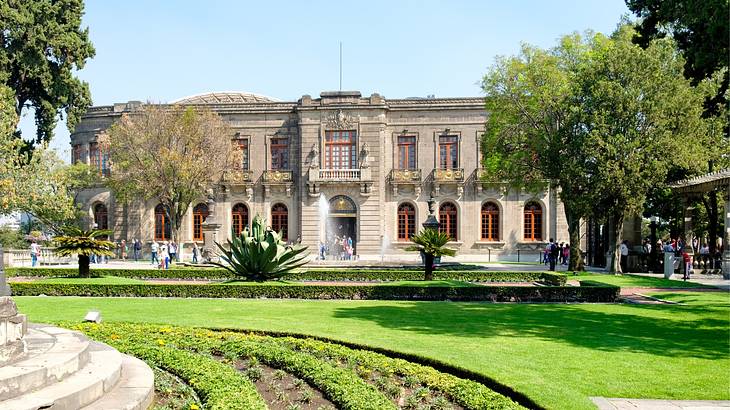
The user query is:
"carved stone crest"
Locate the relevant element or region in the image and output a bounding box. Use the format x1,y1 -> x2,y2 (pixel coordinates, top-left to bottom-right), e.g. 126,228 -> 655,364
325,109 -> 354,130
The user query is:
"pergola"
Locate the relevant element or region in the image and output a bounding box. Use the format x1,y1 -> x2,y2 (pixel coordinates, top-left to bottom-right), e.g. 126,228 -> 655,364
670,169 -> 730,278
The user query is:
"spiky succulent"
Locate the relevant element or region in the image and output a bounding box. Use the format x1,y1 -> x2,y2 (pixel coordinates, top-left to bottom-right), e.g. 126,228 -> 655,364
213,215 -> 309,281
54,227 -> 115,257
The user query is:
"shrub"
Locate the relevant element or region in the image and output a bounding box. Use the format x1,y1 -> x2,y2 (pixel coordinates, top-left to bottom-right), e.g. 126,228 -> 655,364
10,281 -> 616,302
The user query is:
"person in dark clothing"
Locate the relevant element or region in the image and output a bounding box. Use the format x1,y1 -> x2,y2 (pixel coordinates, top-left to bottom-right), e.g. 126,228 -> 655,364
548,238 -> 558,271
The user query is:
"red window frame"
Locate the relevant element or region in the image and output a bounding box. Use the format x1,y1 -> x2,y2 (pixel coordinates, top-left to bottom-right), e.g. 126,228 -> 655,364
324,130 -> 357,169
439,202 -> 458,240
234,139 -> 249,170
397,203 -> 416,241
438,135 -> 458,169
232,203 -> 249,235
154,204 -> 171,241
481,202 -> 500,241
270,138 -> 289,170
94,203 -> 108,230
193,203 -> 209,241
271,204 -> 288,241
523,202 -> 543,241
397,136 -> 416,169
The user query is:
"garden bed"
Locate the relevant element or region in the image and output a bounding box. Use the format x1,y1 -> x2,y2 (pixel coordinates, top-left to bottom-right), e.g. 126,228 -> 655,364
69,322 -> 527,410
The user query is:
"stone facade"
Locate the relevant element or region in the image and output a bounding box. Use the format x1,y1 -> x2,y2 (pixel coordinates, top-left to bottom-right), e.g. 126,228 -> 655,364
71,91 -> 572,262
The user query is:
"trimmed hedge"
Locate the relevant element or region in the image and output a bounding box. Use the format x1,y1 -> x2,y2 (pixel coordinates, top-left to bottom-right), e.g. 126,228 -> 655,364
10,281 -> 617,302
6,267 -> 567,285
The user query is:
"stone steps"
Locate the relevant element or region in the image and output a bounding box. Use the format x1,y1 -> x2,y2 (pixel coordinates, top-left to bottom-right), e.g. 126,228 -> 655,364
0,325 -> 154,410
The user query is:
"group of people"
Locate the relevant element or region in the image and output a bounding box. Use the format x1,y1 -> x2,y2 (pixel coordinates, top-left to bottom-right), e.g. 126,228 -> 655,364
542,240 -> 569,271
318,235 -> 355,260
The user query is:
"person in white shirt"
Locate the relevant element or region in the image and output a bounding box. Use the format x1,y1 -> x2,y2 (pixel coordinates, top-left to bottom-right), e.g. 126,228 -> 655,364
30,241 -> 41,267
619,240 -> 629,273
150,241 -> 159,265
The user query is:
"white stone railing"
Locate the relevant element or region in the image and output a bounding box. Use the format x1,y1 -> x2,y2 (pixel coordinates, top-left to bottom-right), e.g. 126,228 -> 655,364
3,247 -> 74,267
318,169 -> 361,180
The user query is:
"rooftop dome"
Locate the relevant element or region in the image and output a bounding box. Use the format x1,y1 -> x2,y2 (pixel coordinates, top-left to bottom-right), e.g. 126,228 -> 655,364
170,91 -> 280,104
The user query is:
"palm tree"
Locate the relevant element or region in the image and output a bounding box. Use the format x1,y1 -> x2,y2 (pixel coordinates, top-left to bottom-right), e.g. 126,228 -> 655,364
54,227 -> 115,277
406,228 -> 456,280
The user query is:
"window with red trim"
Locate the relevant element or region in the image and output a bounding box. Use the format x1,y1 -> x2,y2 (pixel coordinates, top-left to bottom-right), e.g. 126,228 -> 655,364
193,203 -> 209,241
271,204 -> 288,241
481,202 -> 499,241
438,202 -> 458,240
397,203 -> 416,241
523,202 -> 543,241
232,203 -> 249,235
324,130 -> 357,169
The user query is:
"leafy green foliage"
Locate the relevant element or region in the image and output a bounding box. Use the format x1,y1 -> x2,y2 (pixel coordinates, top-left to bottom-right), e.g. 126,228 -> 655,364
0,0 -> 95,145
213,215 -> 309,281
0,226 -> 25,248
53,226 -> 115,277
406,228 -> 456,280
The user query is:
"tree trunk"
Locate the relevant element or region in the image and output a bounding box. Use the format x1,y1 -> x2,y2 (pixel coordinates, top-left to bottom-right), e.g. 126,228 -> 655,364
607,211 -> 625,273
424,253 -> 434,281
78,255 -> 90,278
566,210 -> 584,271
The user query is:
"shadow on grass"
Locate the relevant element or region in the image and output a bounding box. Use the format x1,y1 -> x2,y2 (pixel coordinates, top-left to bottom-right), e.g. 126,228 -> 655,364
333,302 -> 729,360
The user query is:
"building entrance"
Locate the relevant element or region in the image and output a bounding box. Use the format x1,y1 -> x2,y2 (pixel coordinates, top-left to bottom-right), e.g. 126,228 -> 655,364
326,196 -> 357,259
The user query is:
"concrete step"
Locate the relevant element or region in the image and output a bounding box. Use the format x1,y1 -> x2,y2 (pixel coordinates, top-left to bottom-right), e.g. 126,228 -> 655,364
81,354 -> 155,410
0,325 -> 91,401
0,341 -> 122,410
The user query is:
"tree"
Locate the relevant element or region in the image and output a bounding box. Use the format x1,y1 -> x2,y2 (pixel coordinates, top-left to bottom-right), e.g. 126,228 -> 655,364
481,33 -> 599,271
213,215 -> 309,282
103,104 -> 233,244
54,227 -> 114,277
406,229 -> 456,281
627,0 -> 730,254
0,0 -> 95,145
577,26 -> 708,272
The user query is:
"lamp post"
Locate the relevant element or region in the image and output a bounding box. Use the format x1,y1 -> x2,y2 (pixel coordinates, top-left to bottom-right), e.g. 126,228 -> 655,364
649,216 -> 659,272
423,194 -> 440,231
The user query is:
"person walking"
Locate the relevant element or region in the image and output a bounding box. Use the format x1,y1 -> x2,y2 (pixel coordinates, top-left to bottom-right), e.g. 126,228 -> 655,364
192,243 -> 199,264
133,239 -> 141,262
30,240 -> 41,267
121,239 -> 127,260
160,242 -> 169,269
150,240 -> 159,265
682,249 -> 692,280
169,241 -> 177,263
562,244 -> 570,266
548,238 -> 558,271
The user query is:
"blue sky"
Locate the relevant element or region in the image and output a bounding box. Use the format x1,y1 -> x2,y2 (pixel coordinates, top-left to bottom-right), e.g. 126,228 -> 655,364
21,0 -> 630,160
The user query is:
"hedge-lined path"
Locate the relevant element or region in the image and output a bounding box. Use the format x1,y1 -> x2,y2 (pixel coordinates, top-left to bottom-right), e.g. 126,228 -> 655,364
591,397 -> 730,409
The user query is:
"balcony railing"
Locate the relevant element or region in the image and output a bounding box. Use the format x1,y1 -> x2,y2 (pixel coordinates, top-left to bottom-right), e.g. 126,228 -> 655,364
433,168 -> 465,182
319,169 -> 360,180
222,169 -> 254,184
262,170 -> 293,183
389,169 -> 422,183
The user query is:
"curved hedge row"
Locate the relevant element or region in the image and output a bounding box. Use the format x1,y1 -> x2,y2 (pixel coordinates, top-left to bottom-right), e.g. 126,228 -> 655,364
10,281 -> 618,302
70,323 -> 527,409
6,267 -> 567,285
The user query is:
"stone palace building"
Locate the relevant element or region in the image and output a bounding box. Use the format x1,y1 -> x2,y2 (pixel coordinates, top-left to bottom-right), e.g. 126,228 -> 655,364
70,90 -> 572,262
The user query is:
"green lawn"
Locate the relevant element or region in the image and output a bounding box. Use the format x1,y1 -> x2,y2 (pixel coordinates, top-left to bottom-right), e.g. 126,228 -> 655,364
570,272 -> 711,288
15,293 -> 729,409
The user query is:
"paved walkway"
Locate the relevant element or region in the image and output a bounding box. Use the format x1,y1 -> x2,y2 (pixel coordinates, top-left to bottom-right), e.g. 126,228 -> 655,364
592,397 -> 730,409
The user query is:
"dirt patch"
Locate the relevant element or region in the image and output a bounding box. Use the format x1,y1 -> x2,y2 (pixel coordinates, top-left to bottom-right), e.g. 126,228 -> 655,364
234,358 -> 335,410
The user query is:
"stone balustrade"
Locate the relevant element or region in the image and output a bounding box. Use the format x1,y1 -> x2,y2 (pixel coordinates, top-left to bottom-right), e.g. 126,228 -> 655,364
433,168 -> 465,182
3,248 -> 73,267
262,170 -> 293,183
222,169 -> 254,184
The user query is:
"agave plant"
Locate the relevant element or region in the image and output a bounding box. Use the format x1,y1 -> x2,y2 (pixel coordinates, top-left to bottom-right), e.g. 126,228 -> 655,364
54,227 -> 115,278
406,228 -> 457,281
212,215 -> 309,281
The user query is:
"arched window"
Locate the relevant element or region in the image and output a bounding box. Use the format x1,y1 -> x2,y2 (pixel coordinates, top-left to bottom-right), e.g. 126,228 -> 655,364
481,202 -> 500,241
232,203 -> 249,236
524,201 -> 543,241
271,203 -> 288,241
397,203 -> 416,241
154,204 -> 171,241
193,203 -> 209,241
438,202 -> 458,240
93,203 -> 108,231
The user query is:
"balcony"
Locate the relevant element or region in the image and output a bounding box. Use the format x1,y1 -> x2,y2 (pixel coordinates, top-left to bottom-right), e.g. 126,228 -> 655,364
307,168 -> 373,197
472,168 -> 509,196
222,169 -> 254,185
388,169 -> 422,197
432,168 -> 465,198
262,170 -> 293,198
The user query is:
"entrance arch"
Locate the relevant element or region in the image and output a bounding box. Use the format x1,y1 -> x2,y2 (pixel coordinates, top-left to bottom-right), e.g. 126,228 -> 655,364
328,195 -> 357,258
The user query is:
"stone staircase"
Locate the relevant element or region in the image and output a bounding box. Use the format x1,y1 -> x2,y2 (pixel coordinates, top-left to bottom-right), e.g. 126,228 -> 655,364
0,324 -> 154,410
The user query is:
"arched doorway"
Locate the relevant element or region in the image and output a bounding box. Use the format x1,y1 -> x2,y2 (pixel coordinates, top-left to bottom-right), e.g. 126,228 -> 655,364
327,195 -> 357,258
